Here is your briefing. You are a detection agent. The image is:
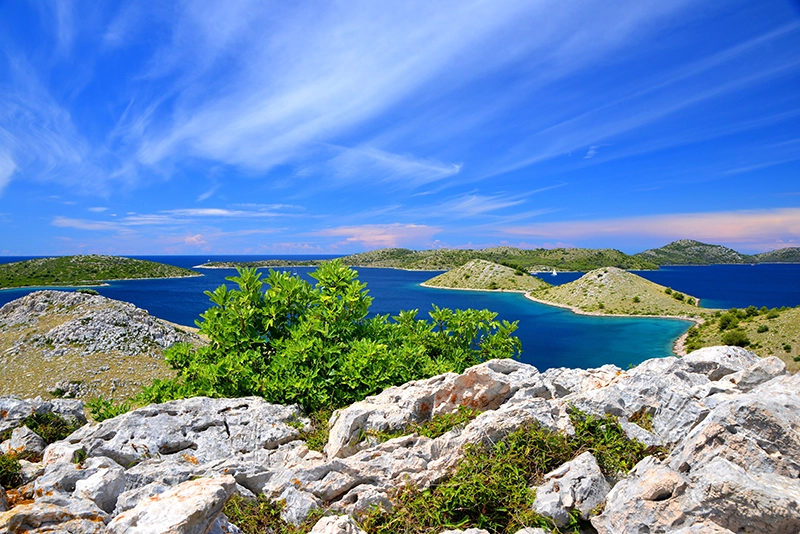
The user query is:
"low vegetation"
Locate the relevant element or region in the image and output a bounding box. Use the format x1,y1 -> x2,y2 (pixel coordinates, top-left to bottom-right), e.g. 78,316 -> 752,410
0,255 -> 199,289
683,305 -> 800,372
634,239 -> 754,265
224,407 -> 664,534
137,261 -> 521,413
423,259 -> 550,292
529,267 -> 705,318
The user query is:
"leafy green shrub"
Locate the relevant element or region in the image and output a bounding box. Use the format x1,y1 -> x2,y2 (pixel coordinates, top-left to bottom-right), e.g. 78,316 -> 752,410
767,309 -> 780,319
632,296 -> 640,303
686,297 -> 696,306
757,325 -> 769,333
138,262 -> 521,413
17,412 -> 80,444
721,329 -> 750,347
361,408 -> 661,534
784,344 -> 792,353
718,313 -> 739,331
664,287 -> 672,295
672,292 -> 684,301
86,396 -> 133,422
76,288 -> 99,295
0,452 -> 23,488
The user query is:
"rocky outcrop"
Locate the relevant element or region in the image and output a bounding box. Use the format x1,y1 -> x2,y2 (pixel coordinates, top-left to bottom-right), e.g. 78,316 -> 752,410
0,291 -> 202,399
0,345 -> 798,533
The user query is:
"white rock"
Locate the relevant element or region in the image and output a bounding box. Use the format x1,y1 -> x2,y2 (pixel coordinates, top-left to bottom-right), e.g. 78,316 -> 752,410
681,346 -> 761,380
107,475 -> 236,534
0,500 -> 107,534
532,451 -> 610,526
73,456 -> 126,513
718,355 -> 787,391
42,440 -> 86,466
3,426 -> 46,457
309,515 -> 367,534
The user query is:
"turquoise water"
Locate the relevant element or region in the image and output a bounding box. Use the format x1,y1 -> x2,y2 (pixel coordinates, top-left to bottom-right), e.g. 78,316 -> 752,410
1,256 -> 797,371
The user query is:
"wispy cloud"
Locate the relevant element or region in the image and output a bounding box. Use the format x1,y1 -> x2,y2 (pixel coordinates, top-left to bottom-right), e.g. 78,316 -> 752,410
87,207 -> 108,213
315,223 -> 441,249
0,150 -> 17,196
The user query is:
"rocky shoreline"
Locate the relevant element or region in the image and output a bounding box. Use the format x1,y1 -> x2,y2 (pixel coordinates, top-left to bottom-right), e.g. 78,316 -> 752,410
1,345 -> 798,533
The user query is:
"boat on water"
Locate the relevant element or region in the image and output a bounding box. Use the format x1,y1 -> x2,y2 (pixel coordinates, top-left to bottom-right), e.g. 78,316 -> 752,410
551,269 -> 557,276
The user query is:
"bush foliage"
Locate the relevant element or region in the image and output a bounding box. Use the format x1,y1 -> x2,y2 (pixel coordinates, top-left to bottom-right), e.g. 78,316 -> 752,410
139,261 -> 521,412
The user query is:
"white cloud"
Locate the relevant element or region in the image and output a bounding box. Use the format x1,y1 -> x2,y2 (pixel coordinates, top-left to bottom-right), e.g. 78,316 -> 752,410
315,223 -> 440,248
87,207 -> 108,212
0,151 -> 17,195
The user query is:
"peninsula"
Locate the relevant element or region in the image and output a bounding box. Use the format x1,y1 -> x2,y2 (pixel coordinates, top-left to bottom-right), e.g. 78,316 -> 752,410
0,255 -> 200,289
421,259 -> 551,291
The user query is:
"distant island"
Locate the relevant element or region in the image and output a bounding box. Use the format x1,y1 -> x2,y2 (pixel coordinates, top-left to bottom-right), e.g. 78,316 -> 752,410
635,239 -> 800,265
0,255 -> 200,289
197,239 -> 800,272
422,260 -> 799,371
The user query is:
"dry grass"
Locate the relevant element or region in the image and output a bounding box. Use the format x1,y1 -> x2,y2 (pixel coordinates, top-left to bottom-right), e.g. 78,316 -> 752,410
530,267 -> 708,318
423,259 -> 550,292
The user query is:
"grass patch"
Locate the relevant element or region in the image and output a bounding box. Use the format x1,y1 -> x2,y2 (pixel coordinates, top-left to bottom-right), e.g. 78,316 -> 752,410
0,452 -> 23,488
0,412 -> 81,445
86,396 -> 133,422
223,494 -> 323,534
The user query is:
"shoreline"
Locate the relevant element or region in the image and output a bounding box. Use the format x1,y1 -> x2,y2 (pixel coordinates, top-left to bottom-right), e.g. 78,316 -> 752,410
0,273 -> 204,292
423,281 -> 703,356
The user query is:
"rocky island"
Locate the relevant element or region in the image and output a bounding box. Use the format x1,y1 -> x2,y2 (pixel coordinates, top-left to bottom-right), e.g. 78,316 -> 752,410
0,255 -> 200,289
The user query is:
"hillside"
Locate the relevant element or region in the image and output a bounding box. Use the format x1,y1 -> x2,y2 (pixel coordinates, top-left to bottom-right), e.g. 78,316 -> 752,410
0,255 -> 200,289
683,306 -> 800,372
0,290 -> 202,399
529,267 -> 706,317
754,247 -> 800,263
634,239 -> 753,265
340,246 -> 659,271
422,259 -> 551,291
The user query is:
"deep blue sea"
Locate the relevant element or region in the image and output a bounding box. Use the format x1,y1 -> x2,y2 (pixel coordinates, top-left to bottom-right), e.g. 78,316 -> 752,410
1,256 -> 798,372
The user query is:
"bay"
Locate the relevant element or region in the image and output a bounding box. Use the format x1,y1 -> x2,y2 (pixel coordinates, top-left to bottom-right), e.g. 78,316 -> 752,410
1,256 -> 798,372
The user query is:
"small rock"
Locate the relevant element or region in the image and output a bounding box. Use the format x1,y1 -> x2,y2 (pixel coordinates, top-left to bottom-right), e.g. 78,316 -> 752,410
309,515 -> 368,534
4,426 -> 46,457
73,457 -> 126,513
0,484 -> 7,512
532,451 -> 610,526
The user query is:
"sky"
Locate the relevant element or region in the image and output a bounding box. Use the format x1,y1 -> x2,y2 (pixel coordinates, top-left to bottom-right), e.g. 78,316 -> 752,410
1,1 -> 800,256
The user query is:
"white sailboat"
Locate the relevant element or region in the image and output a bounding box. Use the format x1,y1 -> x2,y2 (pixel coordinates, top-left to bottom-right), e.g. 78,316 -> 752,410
551,268 -> 557,276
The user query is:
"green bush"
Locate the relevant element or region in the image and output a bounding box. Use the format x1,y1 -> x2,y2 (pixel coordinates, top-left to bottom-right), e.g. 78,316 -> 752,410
632,296 -> 640,303
664,287 -> 672,295
721,329 -> 750,348
757,325 -> 769,333
718,313 -> 739,331
138,262 -> 521,413
86,396 -> 132,422
686,297 -> 696,306
14,412 -> 81,445
0,453 -> 23,488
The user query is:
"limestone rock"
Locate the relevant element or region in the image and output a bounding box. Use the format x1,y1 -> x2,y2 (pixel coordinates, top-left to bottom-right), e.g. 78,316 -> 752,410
42,440 -> 86,465
0,395 -> 86,435
63,396 -> 306,467
1,425 -> 46,457
309,515 -> 367,534
532,451 -> 610,526
73,457 -> 126,513
107,475 -> 236,534
0,499 -> 108,534
325,359 -> 543,459
0,485 -> 7,513
681,345 -> 761,380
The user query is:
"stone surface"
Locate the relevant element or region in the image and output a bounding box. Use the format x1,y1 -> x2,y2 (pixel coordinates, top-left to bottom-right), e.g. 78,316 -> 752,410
1,425 -> 46,457
0,395 -> 86,435
0,485 -> 7,513
107,475 -> 236,534
309,515 -> 368,534
65,396 -> 306,467
73,457 -> 126,513
532,451 -> 610,526
0,499 -> 108,534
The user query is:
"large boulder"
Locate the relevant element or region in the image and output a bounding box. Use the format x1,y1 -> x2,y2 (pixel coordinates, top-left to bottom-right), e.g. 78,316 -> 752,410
107,475 -> 236,534
0,396 -> 86,435
532,451 -> 610,526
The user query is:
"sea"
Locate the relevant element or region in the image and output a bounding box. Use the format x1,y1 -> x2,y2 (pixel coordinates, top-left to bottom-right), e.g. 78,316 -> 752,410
1,256 -> 798,372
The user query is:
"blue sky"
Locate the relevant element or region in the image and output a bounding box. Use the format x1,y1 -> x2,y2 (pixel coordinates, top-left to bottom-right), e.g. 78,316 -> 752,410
1,1 -> 799,256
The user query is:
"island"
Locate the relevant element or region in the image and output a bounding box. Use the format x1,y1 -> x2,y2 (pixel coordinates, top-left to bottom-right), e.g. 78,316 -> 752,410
634,239 -> 800,265
422,260 -> 800,371
422,259 -> 551,291
0,255 -> 200,289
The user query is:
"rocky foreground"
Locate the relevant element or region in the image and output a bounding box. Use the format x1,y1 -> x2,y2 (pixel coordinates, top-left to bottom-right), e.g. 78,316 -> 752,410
1,346 -> 799,533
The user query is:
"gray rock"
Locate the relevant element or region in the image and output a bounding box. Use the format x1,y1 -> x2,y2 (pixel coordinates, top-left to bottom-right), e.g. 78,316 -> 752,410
18,459 -> 45,484
440,529 -> 490,534
2,425 -> 46,457
63,396 -> 306,467
0,395 -> 86,435
681,345 -> 761,380
209,514 -> 244,534
512,529 -> 549,534
718,355 -> 787,392
279,485 -> 322,525
0,484 -> 7,513
0,499 -> 108,533
532,451 -> 610,526
107,475 -> 236,534
325,359 -> 543,459
42,440 -> 86,465
309,515 -> 368,534
73,457 -> 126,513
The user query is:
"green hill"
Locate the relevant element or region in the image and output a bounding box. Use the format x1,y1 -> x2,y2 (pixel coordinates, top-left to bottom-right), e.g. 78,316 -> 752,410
422,259 -> 551,291
0,255 -> 200,289
753,247 -> 800,263
529,267 -> 706,317
340,247 -> 658,271
634,239 -> 753,265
